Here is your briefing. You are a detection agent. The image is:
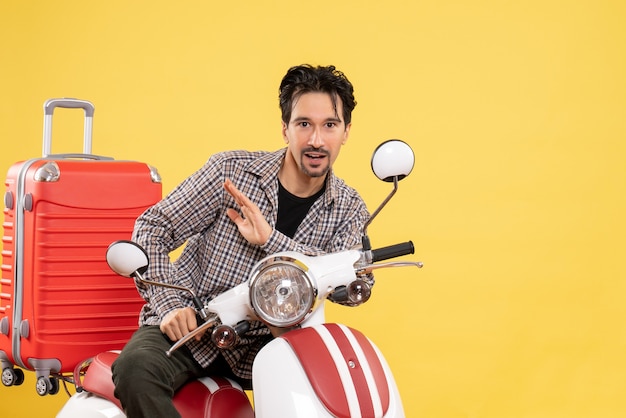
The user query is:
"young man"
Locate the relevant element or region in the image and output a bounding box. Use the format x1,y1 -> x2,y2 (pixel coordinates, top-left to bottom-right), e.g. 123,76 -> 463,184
111,64 -> 370,417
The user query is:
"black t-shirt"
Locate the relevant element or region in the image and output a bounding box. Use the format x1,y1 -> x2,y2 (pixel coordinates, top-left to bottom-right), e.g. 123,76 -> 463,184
276,179 -> 325,238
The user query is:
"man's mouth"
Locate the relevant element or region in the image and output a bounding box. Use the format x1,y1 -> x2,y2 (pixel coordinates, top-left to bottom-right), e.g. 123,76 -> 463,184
305,153 -> 326,160
300,149 -> 330,177
303,149 -> 329,161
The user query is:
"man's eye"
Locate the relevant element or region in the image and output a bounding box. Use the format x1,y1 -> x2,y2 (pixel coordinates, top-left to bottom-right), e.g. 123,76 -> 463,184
325,122 -> 336,128
299,122 -> 310,127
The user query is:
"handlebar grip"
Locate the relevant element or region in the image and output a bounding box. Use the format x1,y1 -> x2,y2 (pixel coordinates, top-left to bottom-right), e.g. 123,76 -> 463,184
371,241 -> 414,262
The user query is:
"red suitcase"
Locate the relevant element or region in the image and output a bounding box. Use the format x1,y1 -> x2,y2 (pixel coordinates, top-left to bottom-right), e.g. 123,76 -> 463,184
0,98 -> 162,395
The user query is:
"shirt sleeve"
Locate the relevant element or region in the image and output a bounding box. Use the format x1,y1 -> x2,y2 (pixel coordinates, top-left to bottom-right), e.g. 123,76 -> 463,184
131,154 -> 226,321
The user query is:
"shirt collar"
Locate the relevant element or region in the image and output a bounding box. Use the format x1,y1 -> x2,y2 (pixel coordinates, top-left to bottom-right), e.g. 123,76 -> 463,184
246,147 -> 338,207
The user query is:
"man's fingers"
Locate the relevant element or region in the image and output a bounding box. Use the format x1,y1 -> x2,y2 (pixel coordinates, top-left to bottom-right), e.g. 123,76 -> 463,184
224,179 -> 271,245
161,321 -> 182,341
195,327 -> 208,341
226,208 -> 242,224
224,179 -> 242,205
185,308 -> 198,333
224,178 -> 253,208
160,307 -> 198,342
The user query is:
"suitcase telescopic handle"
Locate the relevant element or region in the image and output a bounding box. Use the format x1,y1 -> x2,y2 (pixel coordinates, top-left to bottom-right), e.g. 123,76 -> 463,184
42,98 -> 95,157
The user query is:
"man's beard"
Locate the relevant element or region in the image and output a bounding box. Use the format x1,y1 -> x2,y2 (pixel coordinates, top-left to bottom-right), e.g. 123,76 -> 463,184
300,148 -> 330,178
301,164 -> 330,178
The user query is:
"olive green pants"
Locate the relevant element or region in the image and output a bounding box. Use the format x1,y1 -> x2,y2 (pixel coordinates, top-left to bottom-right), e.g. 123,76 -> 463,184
111,326 -> 249,418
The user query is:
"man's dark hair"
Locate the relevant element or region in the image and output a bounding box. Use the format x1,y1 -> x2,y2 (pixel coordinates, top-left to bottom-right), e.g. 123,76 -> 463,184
279,64 -> 357,127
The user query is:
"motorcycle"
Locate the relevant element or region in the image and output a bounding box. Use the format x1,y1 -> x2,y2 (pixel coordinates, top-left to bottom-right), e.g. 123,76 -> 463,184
56,139 -> 423,418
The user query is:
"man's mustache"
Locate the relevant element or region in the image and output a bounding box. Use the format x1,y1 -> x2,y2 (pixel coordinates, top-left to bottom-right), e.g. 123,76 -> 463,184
302,147 -> 330,156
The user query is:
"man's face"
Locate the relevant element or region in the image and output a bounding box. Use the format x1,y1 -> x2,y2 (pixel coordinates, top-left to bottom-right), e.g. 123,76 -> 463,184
282,92 -> 351,179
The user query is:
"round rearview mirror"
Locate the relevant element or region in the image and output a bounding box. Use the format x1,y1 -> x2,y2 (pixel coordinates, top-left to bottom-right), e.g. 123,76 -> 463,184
106,240 -> 149,278
371,139 -> 415,182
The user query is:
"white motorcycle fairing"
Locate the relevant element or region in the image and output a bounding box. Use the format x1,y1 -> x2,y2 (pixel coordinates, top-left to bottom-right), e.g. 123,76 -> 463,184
252,323 -> 405,418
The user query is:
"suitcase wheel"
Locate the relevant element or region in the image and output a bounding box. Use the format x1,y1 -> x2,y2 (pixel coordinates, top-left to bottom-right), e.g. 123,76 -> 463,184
35,375 -> 59,396
1,367 -> 25,387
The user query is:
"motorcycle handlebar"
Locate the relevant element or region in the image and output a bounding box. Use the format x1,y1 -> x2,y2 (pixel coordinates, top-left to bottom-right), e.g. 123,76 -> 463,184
371,241 -> 414,262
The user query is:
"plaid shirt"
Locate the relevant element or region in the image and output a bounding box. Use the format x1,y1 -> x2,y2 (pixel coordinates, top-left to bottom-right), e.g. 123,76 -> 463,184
131,148 -> 370,379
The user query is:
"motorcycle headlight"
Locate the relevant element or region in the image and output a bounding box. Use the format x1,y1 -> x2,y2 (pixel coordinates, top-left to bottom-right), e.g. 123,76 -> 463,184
249,256 -> 316,328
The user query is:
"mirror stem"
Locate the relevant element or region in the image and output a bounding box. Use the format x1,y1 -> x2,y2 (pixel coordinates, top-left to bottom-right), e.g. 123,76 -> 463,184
133,271 -> 208,318
361,176 -> 399,251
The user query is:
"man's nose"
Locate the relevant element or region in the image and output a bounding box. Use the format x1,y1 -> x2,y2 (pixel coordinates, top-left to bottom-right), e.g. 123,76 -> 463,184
308,126 -> 324,148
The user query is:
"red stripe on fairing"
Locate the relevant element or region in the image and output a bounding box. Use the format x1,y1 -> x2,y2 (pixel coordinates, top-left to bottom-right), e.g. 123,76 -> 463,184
324,324 -> 376,417
281,327 -> 352,417
350,327 -> 391,414
281,324 -> 390,418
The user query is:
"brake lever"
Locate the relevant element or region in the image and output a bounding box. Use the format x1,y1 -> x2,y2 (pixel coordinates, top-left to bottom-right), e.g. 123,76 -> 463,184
166,313 -> 219,357
356,260 -> 423,275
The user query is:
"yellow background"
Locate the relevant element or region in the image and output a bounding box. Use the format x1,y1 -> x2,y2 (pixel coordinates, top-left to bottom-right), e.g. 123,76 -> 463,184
1,0 -> 625,416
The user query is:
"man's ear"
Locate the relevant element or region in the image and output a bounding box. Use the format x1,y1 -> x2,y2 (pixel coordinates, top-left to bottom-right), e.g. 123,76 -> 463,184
281,121 -> 289,143
342,122 -> 352,145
